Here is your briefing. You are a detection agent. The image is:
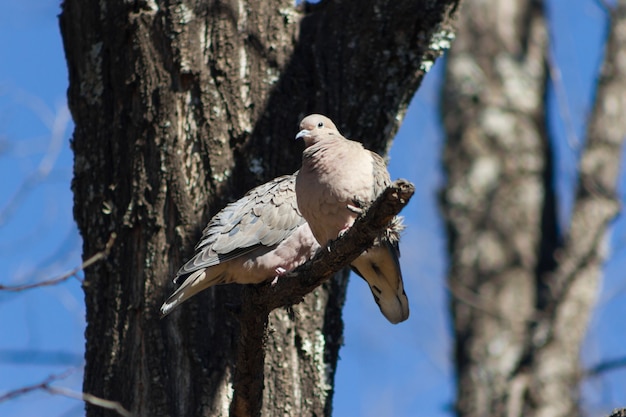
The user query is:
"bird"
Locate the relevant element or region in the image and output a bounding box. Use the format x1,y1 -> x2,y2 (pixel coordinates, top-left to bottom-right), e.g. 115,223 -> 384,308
295,114 -> 409,324
160,174 -> 320,317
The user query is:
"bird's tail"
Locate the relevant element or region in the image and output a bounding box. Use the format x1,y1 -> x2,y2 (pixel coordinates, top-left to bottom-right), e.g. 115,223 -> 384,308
351,240 -> 409,324
160,268 -> 225,317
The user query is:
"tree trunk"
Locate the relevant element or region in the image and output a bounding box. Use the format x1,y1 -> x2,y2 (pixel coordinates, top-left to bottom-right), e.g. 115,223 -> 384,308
440,0 -> 626,416
59,1 -> 459,416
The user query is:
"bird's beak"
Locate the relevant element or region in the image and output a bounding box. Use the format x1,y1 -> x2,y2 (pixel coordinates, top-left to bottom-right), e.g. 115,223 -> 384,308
295,129 -> 310,140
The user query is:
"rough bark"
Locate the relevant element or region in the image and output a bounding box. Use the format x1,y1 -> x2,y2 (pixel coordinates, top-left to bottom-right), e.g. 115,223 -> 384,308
440,0 -> 626,416
527,3 -> 626,416
59,1 -> 458,416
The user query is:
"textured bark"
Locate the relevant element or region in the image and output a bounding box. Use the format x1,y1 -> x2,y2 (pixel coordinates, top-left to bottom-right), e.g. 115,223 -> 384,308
441,0 -> 626,416
59,1 -> 458,416
441,1 -> 550,414
527,3 -> 626,416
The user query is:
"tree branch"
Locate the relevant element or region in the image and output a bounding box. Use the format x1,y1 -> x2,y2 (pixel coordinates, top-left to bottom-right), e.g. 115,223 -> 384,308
0,369 -> 133,417
0,233 -> 116,292
0,370 -> 73,402
47,386 -> 133,417
269,179 -> 415,309
540,0 -> 626,336
586,356 -> 626,377
525,3 -> 626,414
229,179 -> 415,417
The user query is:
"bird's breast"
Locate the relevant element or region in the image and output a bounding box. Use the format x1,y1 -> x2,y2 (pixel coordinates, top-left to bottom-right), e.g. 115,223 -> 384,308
296,146 -> 375,244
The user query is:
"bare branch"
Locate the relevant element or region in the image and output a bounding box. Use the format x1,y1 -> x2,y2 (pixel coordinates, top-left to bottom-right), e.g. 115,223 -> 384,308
586,356 -> 626,377
46,387 -> 134,417
0,369 -> 133,417
0,369 -> 74,402
268,179 -> 415,309
547,0 -> 626,311
0,233 -> 116,291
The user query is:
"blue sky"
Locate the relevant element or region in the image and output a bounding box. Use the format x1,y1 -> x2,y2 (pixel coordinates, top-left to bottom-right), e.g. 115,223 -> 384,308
1,1 -> 625,416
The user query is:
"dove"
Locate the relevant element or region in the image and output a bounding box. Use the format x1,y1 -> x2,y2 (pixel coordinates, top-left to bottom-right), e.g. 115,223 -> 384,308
295,114 -> 409,324
160,174 -> 320,317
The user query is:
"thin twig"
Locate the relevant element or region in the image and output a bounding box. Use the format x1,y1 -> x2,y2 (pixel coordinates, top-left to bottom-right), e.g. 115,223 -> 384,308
0,369 -> 74,402
0,368 -> 133,417
0,233 -> 116,291
46,386 -> 134,417
586,356 -> 626,377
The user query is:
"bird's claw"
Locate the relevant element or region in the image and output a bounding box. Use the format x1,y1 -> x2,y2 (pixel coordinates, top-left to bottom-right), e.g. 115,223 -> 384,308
347,197 -> 367,214
271,267 -> 288,286
338,225 -> 351,238
347,203 -> 363,214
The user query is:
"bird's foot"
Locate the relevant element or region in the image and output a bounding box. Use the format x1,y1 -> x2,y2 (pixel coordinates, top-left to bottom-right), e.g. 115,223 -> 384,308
271,267 -> 288,286
346,203 -> 363,214
338,224 -> 352,238
347,198 -> 367,214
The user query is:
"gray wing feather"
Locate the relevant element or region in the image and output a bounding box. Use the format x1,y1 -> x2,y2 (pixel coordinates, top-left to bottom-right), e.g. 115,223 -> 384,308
175,173 -> 305,281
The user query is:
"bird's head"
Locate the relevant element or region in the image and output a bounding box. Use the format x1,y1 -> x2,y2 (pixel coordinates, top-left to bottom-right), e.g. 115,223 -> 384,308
295,114 -> 339,147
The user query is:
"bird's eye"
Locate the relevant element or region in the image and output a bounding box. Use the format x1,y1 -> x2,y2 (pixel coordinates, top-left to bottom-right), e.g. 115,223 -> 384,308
317,122 -> 324,128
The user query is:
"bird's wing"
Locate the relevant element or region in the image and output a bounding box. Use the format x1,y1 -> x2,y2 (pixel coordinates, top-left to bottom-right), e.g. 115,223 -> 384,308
174,173 -> 305,282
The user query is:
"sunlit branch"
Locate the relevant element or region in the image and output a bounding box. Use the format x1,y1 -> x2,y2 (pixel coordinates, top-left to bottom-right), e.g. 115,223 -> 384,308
0,233 -> 116,292
0,368 -> 133,417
